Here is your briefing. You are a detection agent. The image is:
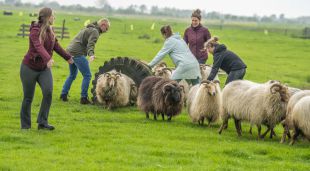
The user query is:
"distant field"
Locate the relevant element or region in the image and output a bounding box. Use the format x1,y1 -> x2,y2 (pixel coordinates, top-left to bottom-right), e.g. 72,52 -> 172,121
0,9 -> 309,170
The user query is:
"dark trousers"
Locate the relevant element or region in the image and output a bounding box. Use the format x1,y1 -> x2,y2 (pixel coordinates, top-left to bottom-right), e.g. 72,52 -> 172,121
20,64 -> 53,128
175,77 -> 201,86
225,68 -> 246,85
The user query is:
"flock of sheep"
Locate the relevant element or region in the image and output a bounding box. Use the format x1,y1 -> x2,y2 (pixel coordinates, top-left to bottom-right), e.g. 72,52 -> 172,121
94,62 -> 310,145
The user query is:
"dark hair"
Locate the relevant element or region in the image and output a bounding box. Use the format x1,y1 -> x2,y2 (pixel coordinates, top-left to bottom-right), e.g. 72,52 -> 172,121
191,9 -> 201,20
160,25 -> 173,39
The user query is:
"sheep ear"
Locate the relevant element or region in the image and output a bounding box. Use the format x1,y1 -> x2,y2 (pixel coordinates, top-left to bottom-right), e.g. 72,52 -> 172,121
270,84 -> 282,94
115,73 -> 122,78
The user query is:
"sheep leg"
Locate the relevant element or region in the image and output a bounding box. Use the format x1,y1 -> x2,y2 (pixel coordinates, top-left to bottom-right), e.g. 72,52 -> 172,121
146,112 -> 149,119
280,125 -> 289,143
290,128 -> 301,146
249,126 -> 253,135
161,113 -> 165,120
218,119 -> 228,134
167,114 -> 172,121
260,127 -> 271,139
270,128 -> 276,139
201,117 -> 205,126
234,118 -> 242,137
153,113 -> 157,120
287,130 -> 291,139
257,125 -> 261,139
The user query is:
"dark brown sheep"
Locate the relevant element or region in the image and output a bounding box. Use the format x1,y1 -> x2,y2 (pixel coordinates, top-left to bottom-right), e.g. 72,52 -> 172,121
137,76 -> 184,121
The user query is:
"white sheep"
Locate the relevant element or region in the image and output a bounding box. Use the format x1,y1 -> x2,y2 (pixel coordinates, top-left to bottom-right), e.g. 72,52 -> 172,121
289,96 -> 310,145
280,90 -> 310,143
219,80 -> 290,139
95,71 -> 136,110
187,80 -> 222,126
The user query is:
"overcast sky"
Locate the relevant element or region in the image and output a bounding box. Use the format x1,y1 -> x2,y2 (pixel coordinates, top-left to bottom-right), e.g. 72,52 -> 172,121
18,0 -> 310,18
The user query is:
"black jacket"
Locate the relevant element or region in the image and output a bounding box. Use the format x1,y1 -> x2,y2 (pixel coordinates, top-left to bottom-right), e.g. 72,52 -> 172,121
207,44 -> 247,80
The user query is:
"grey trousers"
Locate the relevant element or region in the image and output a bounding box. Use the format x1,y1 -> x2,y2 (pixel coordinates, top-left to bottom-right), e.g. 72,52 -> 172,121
20,64 -> 53,128
225,68 -> 246,85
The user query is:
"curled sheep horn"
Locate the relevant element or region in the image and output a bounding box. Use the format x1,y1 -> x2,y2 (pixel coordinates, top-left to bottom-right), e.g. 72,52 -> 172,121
162,68 -> 172,72
104,72 -> 111,77
115,72 -> 122,78
201,80 -> 211,84
162,83 -> 173,93
270,83 -> 282,94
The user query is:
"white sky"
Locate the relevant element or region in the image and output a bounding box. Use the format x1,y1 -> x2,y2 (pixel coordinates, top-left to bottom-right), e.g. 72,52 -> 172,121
17,0 -> 310,18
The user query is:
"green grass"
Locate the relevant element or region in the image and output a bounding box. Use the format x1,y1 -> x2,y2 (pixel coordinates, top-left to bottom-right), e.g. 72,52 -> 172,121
0,9 -> 310,170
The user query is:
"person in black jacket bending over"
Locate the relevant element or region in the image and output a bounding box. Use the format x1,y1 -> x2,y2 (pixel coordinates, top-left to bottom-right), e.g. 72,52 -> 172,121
204,37 -> 247,85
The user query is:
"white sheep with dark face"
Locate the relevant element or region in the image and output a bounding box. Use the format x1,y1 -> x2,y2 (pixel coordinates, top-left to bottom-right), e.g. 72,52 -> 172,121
95,71 -> 137,110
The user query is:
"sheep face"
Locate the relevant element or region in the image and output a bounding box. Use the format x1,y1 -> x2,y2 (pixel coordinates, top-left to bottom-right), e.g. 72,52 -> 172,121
162,83 -> 183,104
154,68 -> 172,79
104,72 -> 121,88
200,80 -> 219,96
270,83 -> 290,102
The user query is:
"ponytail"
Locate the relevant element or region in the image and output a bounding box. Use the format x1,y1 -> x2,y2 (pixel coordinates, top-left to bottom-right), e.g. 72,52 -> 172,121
160,25 -> 173,39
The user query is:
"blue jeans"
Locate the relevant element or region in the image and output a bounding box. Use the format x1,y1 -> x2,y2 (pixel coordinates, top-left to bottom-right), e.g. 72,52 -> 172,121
61,56 -> 91,98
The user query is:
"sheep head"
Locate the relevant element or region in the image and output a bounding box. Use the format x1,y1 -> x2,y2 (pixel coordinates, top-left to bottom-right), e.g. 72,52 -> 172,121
103,72 -> 122,88
162,82 -> 183,104
270,83 -> 290,102
154,67 -> 172,79
200,80 -> 218,96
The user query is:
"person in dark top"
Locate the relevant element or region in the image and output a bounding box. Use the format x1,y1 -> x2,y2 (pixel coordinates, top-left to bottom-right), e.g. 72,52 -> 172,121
60,18 -> 110,104
184,9 -> 211,64
205,37 -> 247,85
20,7 -> 74,130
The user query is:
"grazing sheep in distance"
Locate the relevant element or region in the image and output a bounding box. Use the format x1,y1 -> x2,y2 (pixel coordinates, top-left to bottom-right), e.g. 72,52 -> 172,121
95,71 -> 137,110
138,76 -> 184,121
219,80 -> 290,139
280,90 -> 310,143
187,80 -> 221,126
289,96 -> 310,145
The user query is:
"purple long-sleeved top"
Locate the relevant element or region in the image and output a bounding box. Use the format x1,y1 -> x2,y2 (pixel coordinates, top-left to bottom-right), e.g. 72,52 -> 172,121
183,24 -> 211,62
23,21 -> 71,71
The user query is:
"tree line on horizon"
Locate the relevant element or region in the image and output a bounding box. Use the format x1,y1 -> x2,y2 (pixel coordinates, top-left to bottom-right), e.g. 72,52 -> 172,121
2,0 -> 310,25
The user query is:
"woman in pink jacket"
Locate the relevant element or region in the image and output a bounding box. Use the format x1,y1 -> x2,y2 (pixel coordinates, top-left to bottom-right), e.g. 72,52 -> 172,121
184,9 -> 211,64
20,7 -> 73,130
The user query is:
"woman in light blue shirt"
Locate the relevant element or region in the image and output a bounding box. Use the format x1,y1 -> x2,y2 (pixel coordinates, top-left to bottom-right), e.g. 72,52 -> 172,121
148,25 -> 201,85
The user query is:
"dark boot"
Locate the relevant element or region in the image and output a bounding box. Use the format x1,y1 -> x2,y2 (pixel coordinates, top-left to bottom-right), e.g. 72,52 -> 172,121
60,94 -> 68,102
80,97 -> 91,105
38,124 -> 55,130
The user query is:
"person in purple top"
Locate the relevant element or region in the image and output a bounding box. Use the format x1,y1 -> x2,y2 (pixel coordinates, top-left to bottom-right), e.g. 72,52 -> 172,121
184,9 -> 211,64
20,7 -> 74,130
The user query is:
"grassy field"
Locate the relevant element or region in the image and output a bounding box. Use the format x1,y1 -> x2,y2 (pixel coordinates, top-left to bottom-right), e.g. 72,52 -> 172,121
0,9 -> 310,170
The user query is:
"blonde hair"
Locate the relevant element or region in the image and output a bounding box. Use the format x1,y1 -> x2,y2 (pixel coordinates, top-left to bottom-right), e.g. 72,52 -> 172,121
204,36 -> 219,48
98,18 -> 110,27
38,7 -> 55,44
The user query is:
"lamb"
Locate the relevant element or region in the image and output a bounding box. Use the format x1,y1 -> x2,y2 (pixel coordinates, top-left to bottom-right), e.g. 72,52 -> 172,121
187,80 -> 221,126
280,90 -> 310,143
219,80 -> 290,139
137,76 -> 184,121
200,64 -> 219,81
289,96 -> 310,145
95,71 -> 137,110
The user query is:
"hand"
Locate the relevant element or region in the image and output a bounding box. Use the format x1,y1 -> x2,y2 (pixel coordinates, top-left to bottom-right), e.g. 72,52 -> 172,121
67,58 -> 74,64
89,55 -> 95,62
47,59 -> 54,68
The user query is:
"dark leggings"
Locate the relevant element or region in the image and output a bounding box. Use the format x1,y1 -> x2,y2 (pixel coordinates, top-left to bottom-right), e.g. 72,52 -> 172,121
225,68 -> 246,85
20,64 -> 53,128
